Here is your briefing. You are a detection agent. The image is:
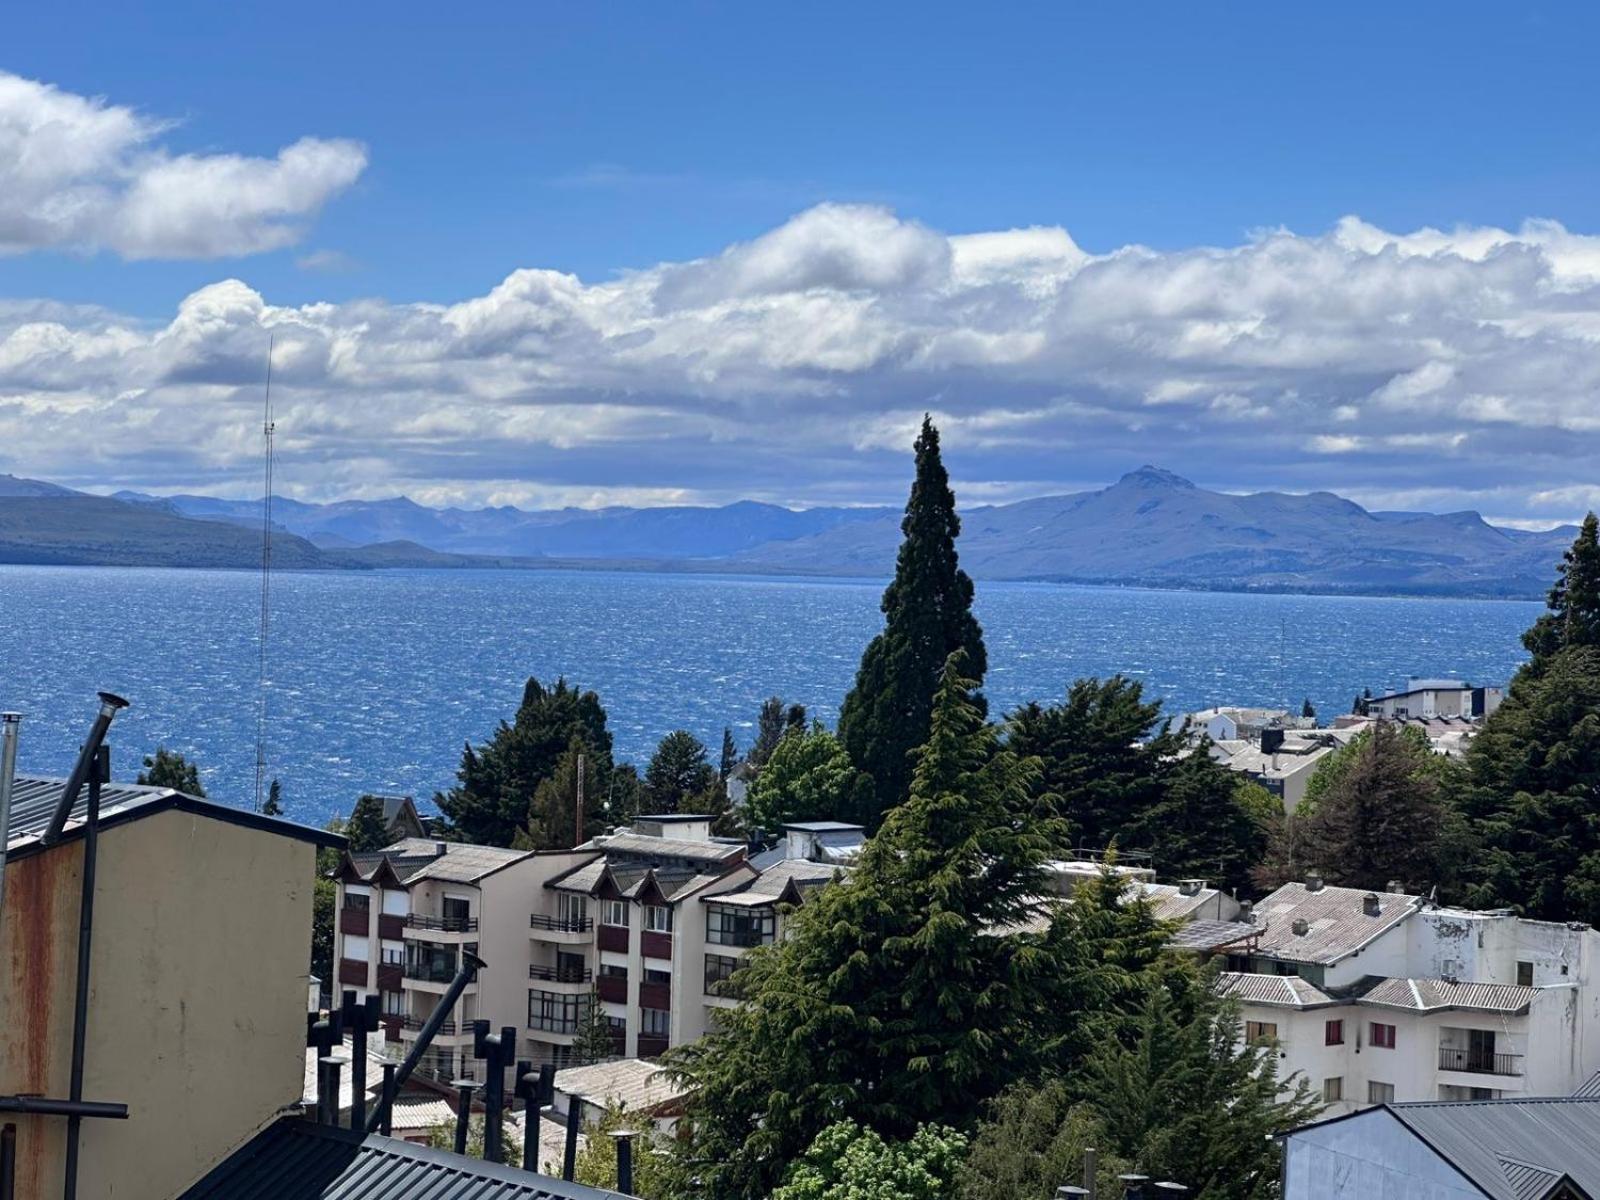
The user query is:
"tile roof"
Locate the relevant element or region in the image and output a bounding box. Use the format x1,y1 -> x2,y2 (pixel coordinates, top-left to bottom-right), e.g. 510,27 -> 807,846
177,1119 -> 629,1199
1168,919 -> 1258,952
584,832 -> 743,865
555,1058 -> 686,1116
1251,882 -> 1420,964
1382,1098 -> 1600,1200
406,844 -> 530,885
4,774 -> 343,862
708,859 -> 841,907
1359,977 -> 1535,1015
1216,971 -> 1337,1008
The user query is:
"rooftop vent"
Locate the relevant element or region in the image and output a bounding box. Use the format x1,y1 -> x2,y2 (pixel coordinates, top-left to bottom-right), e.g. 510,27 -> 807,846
1238,899 -> 1254,924
1178,879 -> 1204,897
434,841 -> 448,856
1260,727 -> 1286,755
1386,879 -> 1405,893
1305,871 -> 1325,893
1291,918 -> 1309,936
1363,893 -> 1381,917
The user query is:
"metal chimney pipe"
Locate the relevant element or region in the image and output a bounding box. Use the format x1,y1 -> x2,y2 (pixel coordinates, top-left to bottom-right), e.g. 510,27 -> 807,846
43,693 -> 128,846
1119,1175 -> 1150,1200
62,744 -> 112,1200
340,991 -> 380,1131
319,1058 -> 344,1126
365,950 -> 485,1135
452,1081 -> 478,1155
378,1064 -> 396,1136
514,1060 -> 538,1171
1083,1146 -> 1098,1199
1056,1189 -> 1090,1199
0,713 -> 21,923
612,1130 -> 636,1195
562,1101 -> 581,1181
1,1123 -> 15,1200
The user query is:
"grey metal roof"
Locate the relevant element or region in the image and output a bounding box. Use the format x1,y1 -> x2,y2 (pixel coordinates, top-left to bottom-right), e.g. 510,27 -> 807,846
1168,919 -> 1257,952
585,832 -> 743,865
1360,977 -> 1535,1015
1384,1097 -> 1600,1200
1251,882 -> 1421,965
407,844 -> 530,884
4,774 -> 343,861
178,1118 -> 632,1199
1216,971 -> 1337,1008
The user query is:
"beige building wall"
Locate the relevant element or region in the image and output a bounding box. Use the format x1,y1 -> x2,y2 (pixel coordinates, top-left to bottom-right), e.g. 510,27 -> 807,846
0,808 -> 319,1200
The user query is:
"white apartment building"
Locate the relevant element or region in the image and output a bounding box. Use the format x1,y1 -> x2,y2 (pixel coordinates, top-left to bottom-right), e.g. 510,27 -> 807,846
1362,678 -> 1504,721
1216,878 -> 1600,1115
332,815 -> 854,1081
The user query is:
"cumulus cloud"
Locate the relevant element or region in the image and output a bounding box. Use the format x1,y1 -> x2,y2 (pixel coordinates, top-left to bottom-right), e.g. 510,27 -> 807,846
4,203 -> 1600,521
0,70 -> 365,258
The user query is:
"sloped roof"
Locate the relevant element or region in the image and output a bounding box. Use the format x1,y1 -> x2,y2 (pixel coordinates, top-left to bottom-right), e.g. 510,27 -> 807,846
1360,977 -> 1535,1016
177,1119 -> 629,1199
1216,971 -> 1337,1009
1143,882 -> 1223,921
4,774 -> 342,862
406,844 -> 529,885
583,832 -> 743,865
1168,919 -> 1258,952
555,1058 -> 686,1115
1251,882 -> 1421,965
707,858 -> 840,908
1384,1098 -> 1600,1200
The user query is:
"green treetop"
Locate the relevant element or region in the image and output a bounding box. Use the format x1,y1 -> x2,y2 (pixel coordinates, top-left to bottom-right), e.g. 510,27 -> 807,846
434,676 -> 616,847
345,793 -> 391,853
1126,745 -> 1273,896
137,746 -> 206,796
837,417 -> 987,826
517,736 -> 606,850
742,724 -> 871,833
261,777 -> 283,817
643,730 -> 717,814
718,727 -> 739,782
772,1121 -> 968,1200
572,984 -> 618,1066
1523,513 -> 1600,667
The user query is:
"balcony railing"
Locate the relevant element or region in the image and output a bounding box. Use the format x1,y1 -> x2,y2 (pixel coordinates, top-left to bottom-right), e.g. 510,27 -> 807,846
530,913 -> 593,933
401,1015 -> 459,1035
403,960 -> 461,984
406,914 -> 479,933
528,1014 -> 581,1035
529,964 -> 592,984
1438,1047 -> 1523,1076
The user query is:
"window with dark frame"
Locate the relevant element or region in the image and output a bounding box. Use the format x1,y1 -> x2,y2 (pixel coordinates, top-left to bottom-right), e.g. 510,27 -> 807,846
706,904 -> 775,947
1369,1022 -> 1397,1049
644,904 -> 674,933
1325,1019 -> 1344,1046
704,953 -> 738,994
641,1006 -> 670,1037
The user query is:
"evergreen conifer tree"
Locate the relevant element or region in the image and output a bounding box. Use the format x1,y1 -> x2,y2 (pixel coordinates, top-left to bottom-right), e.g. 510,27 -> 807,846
434,677 -> 615,846
573,985 -> 618,1066
643,731 -> 717,813
346,793 -> 391,853
719,727 -> 739,782
750,698 -> 788,768
137,746 -> 206,796
837,417 -> 986,825
785,703 -> 808,735
1127,745 -> 1271,895
516,736 -> 605,850
1301,697 -> 1316,720
262,777 -> 284,816
1523,513 -> 1600,666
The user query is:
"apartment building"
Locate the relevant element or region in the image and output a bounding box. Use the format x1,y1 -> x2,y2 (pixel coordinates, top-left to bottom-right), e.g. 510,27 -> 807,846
1215,878 -> 1600,1115
1361,677 -> 1504,721
332,815 -> 856,1080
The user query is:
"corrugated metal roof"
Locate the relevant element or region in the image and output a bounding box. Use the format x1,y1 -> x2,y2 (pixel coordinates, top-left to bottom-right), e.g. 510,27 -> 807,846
407,844 -> 529,885
1215,971 -> 1336,1008
178,1118 -> 630,1199
1360,977 -> 1535,1015
1251,882 -> 1420,965
585,832 -> 743,865
1169,919 -> 1257,952
4,774 -> 342,860
1573,1070 -> 1600,1098
555,1059 -> 686,1115
1384,1097 -> 1600,1200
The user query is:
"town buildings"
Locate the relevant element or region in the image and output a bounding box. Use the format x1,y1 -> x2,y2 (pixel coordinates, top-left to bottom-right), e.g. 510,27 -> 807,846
1359,677 -> 1504,722
331,814 -> 857,1081
1215,878 -> 1600,1115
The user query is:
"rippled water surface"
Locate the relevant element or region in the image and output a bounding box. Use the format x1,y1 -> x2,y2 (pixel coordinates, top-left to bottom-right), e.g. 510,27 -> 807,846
0,566 -> 1538,824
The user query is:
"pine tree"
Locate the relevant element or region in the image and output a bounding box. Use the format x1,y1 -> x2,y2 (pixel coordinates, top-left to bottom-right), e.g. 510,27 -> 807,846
643,731 -> 717,813
1301,697 -> 1316,720
434,677 -> 616,847
1523,513 -> 1600,666
573,985 -> 618,1065
750,698 -> 788,769
837,417 -> 987,826
137,746 -> 206,796
785,704 -> 808,736
346,793 -> 391,853
667,655 -> 1069,1199
719,727 -> 739,782
1127,746 -> 1271,895
261,777 -> 284,816
517,736 -> 605,850
1006,676 -> 1172,852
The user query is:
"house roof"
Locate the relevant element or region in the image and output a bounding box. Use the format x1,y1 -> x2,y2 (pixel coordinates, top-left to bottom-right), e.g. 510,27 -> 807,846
1216,971 -> 1337,1009
374,839 -> 529,885
581,832 -> 743,865
705,858 -> 840,908
554,1058 -> 687,1116
4,774 -> 344,862
1250,882 -> 1421,965
1142,882 -> 1223,921
1168,919 -> 1258,952
1360,977 -> 1536,1016
1289,1098 -> 1600,1200
177,1118 -> 630,1199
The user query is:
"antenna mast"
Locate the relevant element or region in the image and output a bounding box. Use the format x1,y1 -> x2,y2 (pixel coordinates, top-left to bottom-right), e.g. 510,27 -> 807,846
253,337 -> 276,814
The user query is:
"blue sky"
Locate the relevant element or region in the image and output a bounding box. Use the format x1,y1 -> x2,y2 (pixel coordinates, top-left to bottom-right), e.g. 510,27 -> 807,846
4,3 -> 1600,522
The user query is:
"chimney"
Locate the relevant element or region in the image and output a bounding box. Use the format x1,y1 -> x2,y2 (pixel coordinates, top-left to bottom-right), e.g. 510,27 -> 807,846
1386,879 -> 1405,894
1238,899 -> 1254,924
1304,871 -> 1324,893
1363,893 -> 1381,917
1260,727 -> 1286,755
435,841 -> 448,857
0,712 -> 21,919
1291,918 -> 1309,937
1178,879 -> 1204,897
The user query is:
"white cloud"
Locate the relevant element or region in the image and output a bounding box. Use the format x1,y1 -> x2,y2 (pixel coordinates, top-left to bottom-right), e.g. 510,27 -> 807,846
0,71 -> 365,259
5,203 -> 1600,519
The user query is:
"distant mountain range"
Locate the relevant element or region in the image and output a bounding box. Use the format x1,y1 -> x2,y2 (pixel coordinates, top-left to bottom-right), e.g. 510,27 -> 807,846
0,468 -> 1577,598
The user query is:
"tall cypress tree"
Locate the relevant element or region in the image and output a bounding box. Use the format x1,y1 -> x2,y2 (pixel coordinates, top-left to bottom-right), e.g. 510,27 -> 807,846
1524,512 -> 1600,666
838,416 -> 987,826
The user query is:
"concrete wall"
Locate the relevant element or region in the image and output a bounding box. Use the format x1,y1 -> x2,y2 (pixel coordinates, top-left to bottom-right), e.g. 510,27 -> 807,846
0,808 -> 317,1200
1284,1109 -> 1481,1200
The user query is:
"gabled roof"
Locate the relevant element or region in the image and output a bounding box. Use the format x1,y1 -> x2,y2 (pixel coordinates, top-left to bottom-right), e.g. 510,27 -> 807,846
555,1058 -> 687,1116
703,858 -> 839,908
1216,971 -> 1337,1009
1360,977 -> 1536,1016
1250,882 -> 1421,965
177,1119 -> 629,1199
582,831 -> 743,865
1169,919 -> 1258,952
4,774 -> 343,862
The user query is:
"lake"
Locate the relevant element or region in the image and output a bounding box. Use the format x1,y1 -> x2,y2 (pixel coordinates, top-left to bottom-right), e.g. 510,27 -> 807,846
0,565 -> 1538,826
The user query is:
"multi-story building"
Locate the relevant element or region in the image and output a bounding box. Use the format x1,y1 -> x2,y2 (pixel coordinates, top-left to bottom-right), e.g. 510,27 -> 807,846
1361,678 -> 1504,721
1215,877 -> 1600,1114
331,814 -> 855,1079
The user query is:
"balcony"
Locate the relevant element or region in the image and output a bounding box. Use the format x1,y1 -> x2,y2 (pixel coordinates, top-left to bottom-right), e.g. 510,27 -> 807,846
596,975 -> 628,1005
401,1014 -> 459,1035
597,924 -> 630,954
639,981 -> 672,1011
529,914 -> 594,949
340,907 -> 371,936
641,931 -> 673,961
529,964 -> 592,984
338,958 -> 369,987
1438,1047 -> 1523,1077
403,958 -> 462,985
406,913 -> 479,934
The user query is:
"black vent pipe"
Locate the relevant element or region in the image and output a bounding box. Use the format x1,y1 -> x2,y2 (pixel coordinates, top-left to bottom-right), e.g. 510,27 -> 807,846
42,693 -> 127,846
364,951 -> 484,1135
339,991 -> 380,1130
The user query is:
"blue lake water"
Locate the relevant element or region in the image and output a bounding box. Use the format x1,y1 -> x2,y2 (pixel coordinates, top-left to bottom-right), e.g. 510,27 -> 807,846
0,566 -> 1538,826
